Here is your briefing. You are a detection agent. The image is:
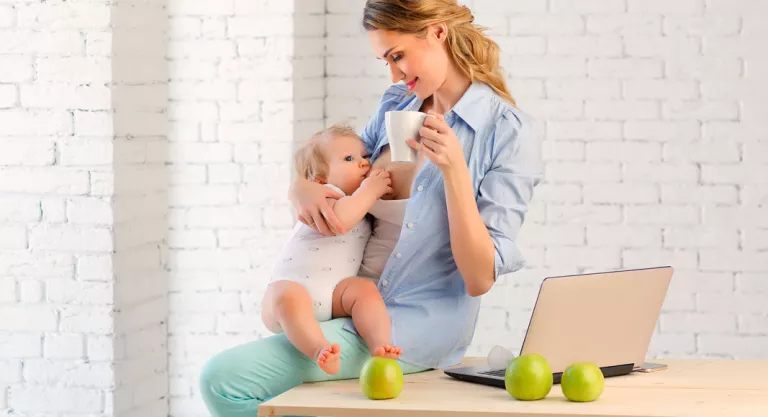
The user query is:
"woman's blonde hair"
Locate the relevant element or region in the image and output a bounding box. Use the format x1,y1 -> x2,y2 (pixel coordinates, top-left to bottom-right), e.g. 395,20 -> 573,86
294,123 -> 360,181
362,0 -> 515,106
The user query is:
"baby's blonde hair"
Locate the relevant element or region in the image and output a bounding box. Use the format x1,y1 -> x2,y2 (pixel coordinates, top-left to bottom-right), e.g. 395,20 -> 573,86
294,123 -> 361,181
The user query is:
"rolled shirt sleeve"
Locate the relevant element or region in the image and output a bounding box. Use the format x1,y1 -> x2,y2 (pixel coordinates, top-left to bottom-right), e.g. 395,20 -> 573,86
476,110 -> 543,279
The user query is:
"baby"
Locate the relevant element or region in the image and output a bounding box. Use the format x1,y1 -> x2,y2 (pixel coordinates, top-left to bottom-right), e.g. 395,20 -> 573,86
261,123 -> 402,374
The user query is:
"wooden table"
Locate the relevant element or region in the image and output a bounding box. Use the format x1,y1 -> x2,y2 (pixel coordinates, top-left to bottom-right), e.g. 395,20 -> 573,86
258,357 -> 768,417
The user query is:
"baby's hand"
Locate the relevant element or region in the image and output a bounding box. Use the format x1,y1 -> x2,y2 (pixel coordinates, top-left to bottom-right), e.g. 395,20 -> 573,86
361,169 -> 393,198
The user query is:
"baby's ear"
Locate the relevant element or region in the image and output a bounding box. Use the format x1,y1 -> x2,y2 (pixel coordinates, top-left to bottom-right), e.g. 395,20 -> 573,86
311,176 -> 327,185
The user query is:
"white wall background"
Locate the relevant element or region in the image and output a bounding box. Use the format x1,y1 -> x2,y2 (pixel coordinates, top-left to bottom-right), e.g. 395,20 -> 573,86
1,0 -> 767,417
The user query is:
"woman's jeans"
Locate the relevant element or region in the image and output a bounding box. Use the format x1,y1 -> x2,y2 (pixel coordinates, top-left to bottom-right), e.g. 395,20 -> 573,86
199,318 -> 430,417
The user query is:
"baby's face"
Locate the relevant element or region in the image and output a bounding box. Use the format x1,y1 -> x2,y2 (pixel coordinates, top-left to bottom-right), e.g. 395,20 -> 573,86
323,135 -> 371,195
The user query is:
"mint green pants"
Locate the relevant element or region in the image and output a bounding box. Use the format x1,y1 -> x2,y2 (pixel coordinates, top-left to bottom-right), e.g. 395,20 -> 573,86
199,318 -> 430,417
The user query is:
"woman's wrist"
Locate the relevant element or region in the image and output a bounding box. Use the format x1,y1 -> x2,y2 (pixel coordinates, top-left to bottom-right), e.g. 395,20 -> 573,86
441,162 -> 471,185
288,176 -> 310,204
442,163 -> 477,217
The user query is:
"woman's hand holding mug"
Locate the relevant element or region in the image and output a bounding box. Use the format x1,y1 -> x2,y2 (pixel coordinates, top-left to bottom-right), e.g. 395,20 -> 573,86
407,110 -> 466,174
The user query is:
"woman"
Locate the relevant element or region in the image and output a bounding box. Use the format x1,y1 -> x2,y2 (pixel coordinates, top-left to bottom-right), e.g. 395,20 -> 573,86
200,1 -> 541,415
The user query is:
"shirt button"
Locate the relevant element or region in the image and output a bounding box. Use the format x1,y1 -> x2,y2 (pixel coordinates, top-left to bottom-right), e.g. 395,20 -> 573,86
395,252 -> 402,259
382,279 -> 389,287
407,222 -> 414,229
417,185 -> 424,192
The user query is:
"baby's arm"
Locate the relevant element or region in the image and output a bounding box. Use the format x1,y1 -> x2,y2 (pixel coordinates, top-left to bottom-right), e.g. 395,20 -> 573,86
327,190 -> 377,231
328,170 -> 391,231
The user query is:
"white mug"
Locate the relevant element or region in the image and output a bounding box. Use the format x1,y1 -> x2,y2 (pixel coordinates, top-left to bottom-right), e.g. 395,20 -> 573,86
385,110 -> 428,163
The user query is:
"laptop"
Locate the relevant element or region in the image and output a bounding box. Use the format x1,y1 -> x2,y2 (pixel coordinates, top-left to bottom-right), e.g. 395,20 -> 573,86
445,266 -> 673,387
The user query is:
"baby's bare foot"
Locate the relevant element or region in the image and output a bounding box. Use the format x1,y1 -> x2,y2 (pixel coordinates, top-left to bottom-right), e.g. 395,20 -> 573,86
316,344 -> 341,374
372,345 -> 402,360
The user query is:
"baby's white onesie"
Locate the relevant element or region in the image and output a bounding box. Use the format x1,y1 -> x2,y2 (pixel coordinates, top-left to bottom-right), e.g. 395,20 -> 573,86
270,184 -> 372,322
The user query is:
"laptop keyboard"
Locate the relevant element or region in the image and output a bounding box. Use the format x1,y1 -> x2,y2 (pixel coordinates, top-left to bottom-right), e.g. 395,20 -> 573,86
479,369 -> 506,377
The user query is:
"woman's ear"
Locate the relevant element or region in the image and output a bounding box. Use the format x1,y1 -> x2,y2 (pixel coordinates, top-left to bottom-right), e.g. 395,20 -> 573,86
431,22 -> 448,43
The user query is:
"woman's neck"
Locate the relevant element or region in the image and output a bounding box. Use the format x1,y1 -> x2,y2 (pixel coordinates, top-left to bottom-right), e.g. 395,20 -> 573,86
427,68 -> 471,114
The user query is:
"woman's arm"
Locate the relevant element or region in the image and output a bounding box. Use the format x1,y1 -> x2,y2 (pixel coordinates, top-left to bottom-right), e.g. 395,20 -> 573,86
443,165 -> 496,296
412,111 -> 541,297
288,177 -> 345,236
411,112 -> 495,296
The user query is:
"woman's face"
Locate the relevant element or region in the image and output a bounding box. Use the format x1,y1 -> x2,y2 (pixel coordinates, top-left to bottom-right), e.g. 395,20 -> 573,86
367,25 -> 450,100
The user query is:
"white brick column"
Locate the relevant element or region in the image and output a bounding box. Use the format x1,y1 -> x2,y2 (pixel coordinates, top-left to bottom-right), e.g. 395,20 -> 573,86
1,0 -> 115,414
165,1 -> 325,415
112,0 -> 169,415
0,0 -> 168,416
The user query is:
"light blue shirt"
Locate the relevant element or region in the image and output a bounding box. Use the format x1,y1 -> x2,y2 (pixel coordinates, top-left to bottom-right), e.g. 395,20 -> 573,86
343,82 -> 543,369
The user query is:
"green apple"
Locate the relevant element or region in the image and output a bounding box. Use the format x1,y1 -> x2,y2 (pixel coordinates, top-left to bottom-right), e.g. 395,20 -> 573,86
504,353 -> 553,401
561,362 -> 604,402
359,357 -> 404,400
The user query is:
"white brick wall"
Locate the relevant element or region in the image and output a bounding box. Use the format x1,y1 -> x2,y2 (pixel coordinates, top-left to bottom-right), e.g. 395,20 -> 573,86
1,0 -> 113,415
0,0 -> 167,415
324,0 -> 768,362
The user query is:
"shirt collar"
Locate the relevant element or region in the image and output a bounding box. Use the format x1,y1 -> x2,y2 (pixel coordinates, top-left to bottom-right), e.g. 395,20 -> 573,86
449,81 -> 492,132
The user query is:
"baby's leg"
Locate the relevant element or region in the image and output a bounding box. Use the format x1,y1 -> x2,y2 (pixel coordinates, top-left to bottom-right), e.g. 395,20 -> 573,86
262,281 -> 340,374
331,277 -> 401,359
